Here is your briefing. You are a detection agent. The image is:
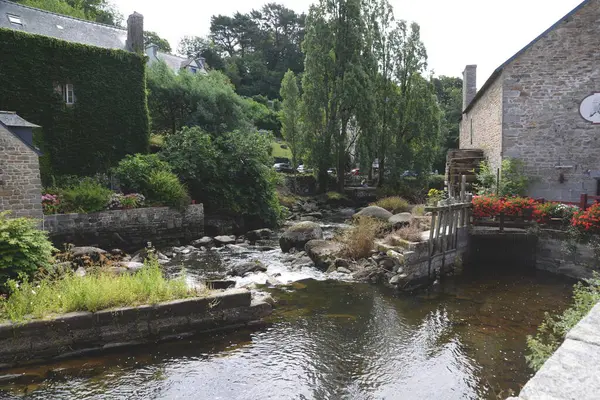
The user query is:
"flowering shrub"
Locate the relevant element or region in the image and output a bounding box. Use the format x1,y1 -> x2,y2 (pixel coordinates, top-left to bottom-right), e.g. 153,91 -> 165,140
572,203 -> 600,234
472,195 -> 576,223
533,202 -> 579,224
472,195 -> 503,219
107,193 -> 145,210
41,193 -> 61,215
502,197 -> 536,216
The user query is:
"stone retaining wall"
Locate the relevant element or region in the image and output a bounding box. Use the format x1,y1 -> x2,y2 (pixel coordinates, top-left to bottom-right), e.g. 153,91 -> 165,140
42,204 -> 204,251
536,229 -> 596,280
0,289 -> 271,369
508,302 -> 600,400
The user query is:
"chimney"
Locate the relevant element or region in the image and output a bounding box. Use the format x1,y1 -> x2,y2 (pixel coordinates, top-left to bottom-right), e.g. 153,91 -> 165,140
126,12 -> 144,53
462,65 -> 477,111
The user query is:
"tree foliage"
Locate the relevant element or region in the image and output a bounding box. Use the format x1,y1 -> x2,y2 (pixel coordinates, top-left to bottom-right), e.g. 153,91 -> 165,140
144,31 -> 172,53
279,70 -> 302,168
178,36 -> 226,71
146,61 -> 250,135
160,127 -> 281,226
206,3 -> 306,98
432,76 -> 462,171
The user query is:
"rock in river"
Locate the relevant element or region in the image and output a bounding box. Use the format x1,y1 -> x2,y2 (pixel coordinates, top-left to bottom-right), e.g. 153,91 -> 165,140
214,235 -> 237,246
305,240 -> 343,271
279,221 -> 324,253
388,212 -> 413,229
229,261 -> 268,277
354,206 -> 393,221
245,228 -> 273,242
192,236 -> 215,248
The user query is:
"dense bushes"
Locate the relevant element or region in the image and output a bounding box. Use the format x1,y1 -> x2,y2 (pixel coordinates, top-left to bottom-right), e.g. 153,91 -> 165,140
0,212 -> 55,285
145,170 -> 190,210
60,179 -> 112,213
377,175 -> 444,204
476,158 -> 530,196
160,127 -> 281,226
112,154 -> 173,194
526,275 -> 600,371
0,29 -> 149,179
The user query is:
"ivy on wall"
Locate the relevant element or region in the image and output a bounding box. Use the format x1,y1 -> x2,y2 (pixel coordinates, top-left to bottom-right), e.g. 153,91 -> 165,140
0,29 -> 150,180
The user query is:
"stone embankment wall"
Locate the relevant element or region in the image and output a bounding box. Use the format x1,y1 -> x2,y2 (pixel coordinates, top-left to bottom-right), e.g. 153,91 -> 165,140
508,302 -> 600,400
43,204 -> 204,251
0,289 -> 271,369
536,229 -> 596,280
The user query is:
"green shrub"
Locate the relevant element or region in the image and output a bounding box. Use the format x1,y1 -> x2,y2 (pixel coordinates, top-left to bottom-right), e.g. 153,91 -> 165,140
476,158 -> 530,196
61,179 -> 112,213
145,170 -> 190,209
371,196 -> 411,214
0,212 -> 56,285
113,154 -> 173,194
0,258 -> 208,321
526,274 -> 600,371
161,127 -> 282,226
428,174 -> 446,190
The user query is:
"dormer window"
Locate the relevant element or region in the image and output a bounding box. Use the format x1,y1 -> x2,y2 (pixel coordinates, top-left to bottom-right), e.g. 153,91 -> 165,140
189,67 -> 197,74
7,14 -> 22,26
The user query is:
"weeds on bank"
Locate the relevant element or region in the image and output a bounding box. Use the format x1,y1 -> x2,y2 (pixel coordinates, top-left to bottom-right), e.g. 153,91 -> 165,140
385,222 -> 424,244
338,216 -> 386,259
526,273 -> 600,371
0,259 -> 209,322
371,196 -> 410,214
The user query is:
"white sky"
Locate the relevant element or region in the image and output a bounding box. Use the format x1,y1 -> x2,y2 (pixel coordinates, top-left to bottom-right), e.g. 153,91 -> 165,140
116,0 -> 584,87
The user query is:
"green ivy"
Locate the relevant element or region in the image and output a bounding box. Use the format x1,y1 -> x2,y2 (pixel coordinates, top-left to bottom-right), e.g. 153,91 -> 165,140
0,29 -> 150,181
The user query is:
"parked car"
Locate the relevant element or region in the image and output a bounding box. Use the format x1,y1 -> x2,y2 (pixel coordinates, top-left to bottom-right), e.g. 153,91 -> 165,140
297,164 -> 313,174
350,168 -> 360,176
327,167 -> 337,175
273,162 -> 293,173
401,170 -> 418,177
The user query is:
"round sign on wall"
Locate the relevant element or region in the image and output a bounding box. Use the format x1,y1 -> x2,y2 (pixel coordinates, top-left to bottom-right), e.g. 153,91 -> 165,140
580,93 -> 600,124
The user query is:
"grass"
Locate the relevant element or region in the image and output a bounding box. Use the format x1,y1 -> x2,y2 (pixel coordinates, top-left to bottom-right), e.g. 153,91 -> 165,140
149,133 -> 165,149
338,216 -> 385,259
271,140 -> 292,160
395,222 -> 424,242
371,196 -> 411,214
326,191 -> 346,201
412,204 -> 426,216
0,259 -> 209,322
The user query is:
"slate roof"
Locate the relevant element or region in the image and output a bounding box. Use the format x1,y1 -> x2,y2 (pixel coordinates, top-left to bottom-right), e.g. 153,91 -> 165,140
0,0 -> 127,50
464,0 -> 592,113
0,111 -> 42,155
0,111 -> 40,128
159,52 -> 190,71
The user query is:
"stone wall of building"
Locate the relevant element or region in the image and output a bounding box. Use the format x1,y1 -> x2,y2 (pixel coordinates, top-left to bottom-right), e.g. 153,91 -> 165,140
459,75 -> 504,173
502,0 -> 600,201
43,204 -> 204,251
0,125 -> 42,219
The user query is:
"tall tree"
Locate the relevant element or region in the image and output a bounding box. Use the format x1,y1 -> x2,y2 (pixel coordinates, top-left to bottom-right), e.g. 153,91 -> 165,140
432,76 -> 463,172
279,70 -> 302,169
144,31 -> 172,53
302,0 -> 373,191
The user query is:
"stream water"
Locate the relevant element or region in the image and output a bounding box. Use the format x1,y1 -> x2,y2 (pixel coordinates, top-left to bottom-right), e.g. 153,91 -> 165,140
0,216 -> 574,400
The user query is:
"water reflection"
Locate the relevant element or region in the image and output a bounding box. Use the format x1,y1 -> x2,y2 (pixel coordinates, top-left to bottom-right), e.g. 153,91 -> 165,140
0,270 -> 572,400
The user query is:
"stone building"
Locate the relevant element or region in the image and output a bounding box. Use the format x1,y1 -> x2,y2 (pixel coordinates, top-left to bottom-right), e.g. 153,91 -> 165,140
0,112 -> 43,219
458,0 -> 600,201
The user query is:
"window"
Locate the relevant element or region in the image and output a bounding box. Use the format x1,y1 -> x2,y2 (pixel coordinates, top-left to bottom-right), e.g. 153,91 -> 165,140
7,14 -> 22,26
53,83 -> 76,104
189,67 -> 197,74
64,84 -> 75,104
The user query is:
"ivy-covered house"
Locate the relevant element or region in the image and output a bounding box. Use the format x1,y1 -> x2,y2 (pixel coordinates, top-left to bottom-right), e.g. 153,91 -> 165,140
0,0 -> 150,179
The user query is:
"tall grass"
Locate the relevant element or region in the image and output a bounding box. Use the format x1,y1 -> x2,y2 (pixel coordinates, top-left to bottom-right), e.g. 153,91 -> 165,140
371,196 -> 411,214
338,216 -> 385,259
0,260 -> 208,322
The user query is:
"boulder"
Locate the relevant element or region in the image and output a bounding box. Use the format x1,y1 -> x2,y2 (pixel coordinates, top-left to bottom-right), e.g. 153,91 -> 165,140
70,246 -> 107,259
279,222 -> 324,253
304,212 -> 323,219
300,216 -> 318,222
206,280 -> 236,290
229,261 -> 268,277
118,261 -> 145,272
246,229 -> 273,242
389,212 -> 413,229
74,267 -> 86,277
305,240 -> 343,270
192,236 -> 214,248
214,235 -> 237,246
354,206 -> 393,221
337,267 -> 352,274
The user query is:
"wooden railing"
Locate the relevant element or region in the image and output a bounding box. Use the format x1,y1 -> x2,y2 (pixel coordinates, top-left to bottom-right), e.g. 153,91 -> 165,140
425,176 -> 472,279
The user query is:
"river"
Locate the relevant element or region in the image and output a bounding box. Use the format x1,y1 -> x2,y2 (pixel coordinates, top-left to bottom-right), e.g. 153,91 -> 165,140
0,217 -> 574,399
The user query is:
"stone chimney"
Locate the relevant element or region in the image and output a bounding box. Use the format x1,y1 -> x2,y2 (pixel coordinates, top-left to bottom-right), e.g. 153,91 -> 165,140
126,12 -> 144,53
462,65 -> 477,111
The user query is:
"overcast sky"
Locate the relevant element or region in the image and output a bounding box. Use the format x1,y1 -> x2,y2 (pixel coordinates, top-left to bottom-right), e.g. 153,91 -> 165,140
116,0 -> 583,87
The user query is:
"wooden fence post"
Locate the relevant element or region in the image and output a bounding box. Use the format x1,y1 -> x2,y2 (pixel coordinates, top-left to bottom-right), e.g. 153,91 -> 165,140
580,193 -> 589,211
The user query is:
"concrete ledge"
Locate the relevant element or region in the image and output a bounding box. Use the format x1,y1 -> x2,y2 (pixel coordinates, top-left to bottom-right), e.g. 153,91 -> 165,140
509,302 -> 600,400
0,289 -> 270,369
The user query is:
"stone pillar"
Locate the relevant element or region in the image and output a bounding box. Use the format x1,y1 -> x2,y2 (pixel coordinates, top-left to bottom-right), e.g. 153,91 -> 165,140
462,65 -> 477,111
126,12 -> 144,53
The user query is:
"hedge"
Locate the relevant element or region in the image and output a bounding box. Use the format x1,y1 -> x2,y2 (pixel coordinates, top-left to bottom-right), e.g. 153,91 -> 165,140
0,29 -> 149,181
